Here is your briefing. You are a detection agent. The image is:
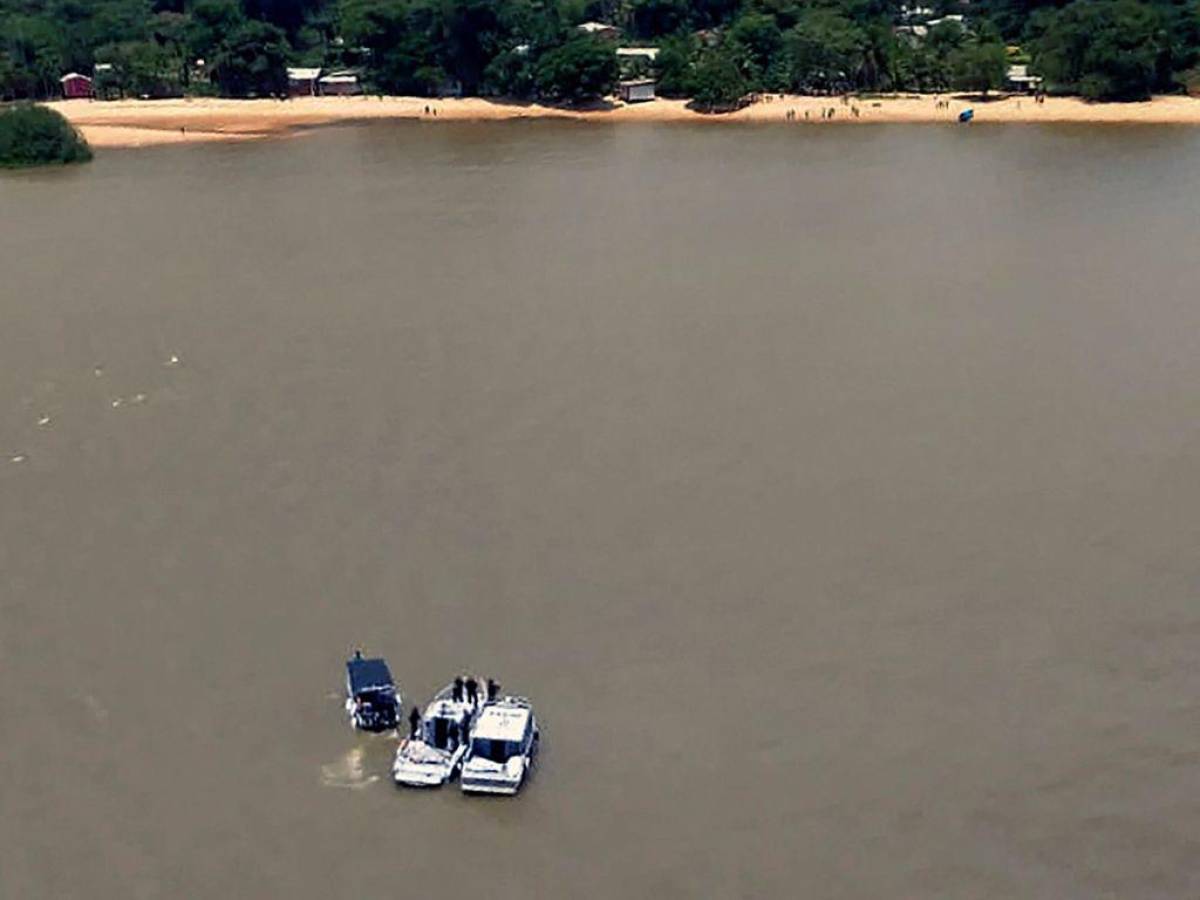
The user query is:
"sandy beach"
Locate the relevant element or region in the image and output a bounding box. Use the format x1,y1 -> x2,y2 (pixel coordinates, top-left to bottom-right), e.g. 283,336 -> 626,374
48,93 -> 1200,148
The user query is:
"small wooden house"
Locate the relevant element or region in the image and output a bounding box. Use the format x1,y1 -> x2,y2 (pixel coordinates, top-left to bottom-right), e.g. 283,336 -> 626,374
287,67 -> 322,97
319,71 -> 361,96
618,79 -> 656,103
1005,65 -> 1043,93
577,22 -> 620,41
60,72 -> 94,100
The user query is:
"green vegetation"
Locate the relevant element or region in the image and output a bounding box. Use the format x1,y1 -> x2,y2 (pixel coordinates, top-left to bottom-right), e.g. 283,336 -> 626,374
0,103 -> 92,167
691,49 -> 747,110
951,39 -> 1008,96
1025,0 -> 1179,100
535,38 -> 620,102
1,0 -> 1198,106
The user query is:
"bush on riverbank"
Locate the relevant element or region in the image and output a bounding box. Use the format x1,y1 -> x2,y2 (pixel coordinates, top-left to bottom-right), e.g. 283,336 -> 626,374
0,104 -> 92,168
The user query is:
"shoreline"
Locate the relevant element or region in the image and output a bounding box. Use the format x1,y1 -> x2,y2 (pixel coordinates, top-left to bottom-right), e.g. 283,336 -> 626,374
46,94 -> 1200,148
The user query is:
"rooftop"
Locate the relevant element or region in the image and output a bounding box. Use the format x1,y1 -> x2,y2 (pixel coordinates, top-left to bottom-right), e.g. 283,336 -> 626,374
617,47 -> 660,60
473,700 -> 531,741
347,656 -> 393,693
287,67 -> 322,80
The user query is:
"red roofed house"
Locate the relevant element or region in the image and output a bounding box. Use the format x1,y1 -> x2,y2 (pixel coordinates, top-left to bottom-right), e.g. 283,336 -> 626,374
60,72 -> 94,99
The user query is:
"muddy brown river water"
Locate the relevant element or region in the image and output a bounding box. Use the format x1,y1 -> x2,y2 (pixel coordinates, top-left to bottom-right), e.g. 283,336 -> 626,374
2,122 -> 1199,898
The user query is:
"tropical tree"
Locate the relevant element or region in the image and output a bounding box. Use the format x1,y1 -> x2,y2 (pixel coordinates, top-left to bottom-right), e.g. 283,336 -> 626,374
784,10 -> 866,93
535,36 -> 618,100
727,12 -> 784,90
95,39 -> 179,96
1029,0 -> 1172,100
1,15 -> 64,99
186,0 -> 246,63
210,19 -> 290,96
655,32 -> 698,96
629,0 -> 691,39
950,40 -> 1008,95
690,47 -> 747,109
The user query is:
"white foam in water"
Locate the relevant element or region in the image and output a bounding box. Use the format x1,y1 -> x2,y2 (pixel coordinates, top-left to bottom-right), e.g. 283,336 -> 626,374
82,694 -> 110,722
320,746 -> 380,790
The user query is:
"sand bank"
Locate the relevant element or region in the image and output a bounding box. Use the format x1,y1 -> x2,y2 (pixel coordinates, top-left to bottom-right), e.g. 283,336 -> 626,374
48,93 -> 1200,148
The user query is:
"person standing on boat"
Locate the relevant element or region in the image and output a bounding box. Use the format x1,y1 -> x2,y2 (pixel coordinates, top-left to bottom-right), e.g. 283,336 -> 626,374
486,678 -> 499,701
453,676 -> 464,702
408,705 -> 421,739
465,677 -> 478,706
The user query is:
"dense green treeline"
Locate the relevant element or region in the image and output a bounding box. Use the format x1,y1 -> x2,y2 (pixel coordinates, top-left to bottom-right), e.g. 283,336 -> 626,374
2,0 -> 1199,105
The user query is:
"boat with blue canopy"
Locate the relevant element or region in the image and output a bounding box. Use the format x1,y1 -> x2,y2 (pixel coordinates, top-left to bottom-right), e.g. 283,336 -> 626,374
344,650 -> 401,733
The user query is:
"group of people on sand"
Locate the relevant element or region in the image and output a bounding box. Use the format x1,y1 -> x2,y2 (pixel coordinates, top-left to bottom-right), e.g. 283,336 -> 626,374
782,105 -> 860,121
775,92 -> 862,122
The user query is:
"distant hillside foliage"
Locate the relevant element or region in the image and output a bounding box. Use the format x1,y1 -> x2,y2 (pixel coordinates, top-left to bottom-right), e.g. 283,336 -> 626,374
1,0 -> 1196,104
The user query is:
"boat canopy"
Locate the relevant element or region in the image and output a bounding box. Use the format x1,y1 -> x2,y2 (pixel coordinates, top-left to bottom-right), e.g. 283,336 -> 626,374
472,702 -> 530,742
347,657 -> 394,695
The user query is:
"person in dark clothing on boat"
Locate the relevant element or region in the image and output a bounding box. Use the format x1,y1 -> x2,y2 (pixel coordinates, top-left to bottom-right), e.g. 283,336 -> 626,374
448,721 -> 459,748
486,678 -> 499,701
465,677 -> 478,705
453,676 -> 464,701
408,705 -> 421,738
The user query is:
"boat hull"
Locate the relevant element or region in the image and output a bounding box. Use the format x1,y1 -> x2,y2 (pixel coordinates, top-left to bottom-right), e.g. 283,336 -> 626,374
461,778 -> 522,795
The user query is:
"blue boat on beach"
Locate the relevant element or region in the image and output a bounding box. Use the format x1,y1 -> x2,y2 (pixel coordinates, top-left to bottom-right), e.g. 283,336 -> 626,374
959,108 -> 975,123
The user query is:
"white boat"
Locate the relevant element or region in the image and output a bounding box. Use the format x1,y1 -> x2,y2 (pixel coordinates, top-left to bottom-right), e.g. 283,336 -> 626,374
392,679 -> 484,787
460,696 -> 539,795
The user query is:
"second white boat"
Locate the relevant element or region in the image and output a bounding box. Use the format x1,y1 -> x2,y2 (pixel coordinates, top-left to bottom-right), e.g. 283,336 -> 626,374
393,678 -> 486,787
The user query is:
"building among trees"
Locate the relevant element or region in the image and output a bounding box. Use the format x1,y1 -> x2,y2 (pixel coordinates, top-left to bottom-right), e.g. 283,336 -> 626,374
319,71 -> 361,95
1005,65 -> 1043,93
576,22 -> 620,41
287,67 -> 321,97
0,0 -> 1194,107
59,73 -> 93,100
618,79 -> 656,102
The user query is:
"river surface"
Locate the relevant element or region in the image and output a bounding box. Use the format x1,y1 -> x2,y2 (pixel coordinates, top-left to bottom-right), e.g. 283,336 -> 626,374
2,123 -> 1199,899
